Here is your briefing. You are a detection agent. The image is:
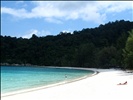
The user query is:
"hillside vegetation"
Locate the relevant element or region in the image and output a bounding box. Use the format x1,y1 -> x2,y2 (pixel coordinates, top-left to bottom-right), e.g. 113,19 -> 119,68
1,20 -> 133,69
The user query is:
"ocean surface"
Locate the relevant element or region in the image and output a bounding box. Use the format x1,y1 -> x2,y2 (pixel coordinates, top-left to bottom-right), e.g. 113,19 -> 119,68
1,66 -> 94,94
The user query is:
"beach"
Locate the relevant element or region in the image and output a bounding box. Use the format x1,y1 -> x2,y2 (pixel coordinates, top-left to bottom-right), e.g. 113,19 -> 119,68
1,68 -> 133,100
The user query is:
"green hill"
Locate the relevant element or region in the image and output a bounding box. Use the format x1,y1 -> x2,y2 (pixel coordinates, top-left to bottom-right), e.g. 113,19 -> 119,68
1,20 -> 133,69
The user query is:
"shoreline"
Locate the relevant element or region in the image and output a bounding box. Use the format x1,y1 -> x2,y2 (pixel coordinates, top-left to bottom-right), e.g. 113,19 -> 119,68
1,67 -> 98,97
1,68 -> 133,100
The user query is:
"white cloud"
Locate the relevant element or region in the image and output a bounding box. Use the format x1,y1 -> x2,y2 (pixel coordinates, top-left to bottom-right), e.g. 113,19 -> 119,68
104,1 -> 132,13
22,29 -> 51,38
1,7 -> 32,18
22,29 -> 38,38
1,1 -> 132,24
61,30 -> 73,34
45,17 -> 63,24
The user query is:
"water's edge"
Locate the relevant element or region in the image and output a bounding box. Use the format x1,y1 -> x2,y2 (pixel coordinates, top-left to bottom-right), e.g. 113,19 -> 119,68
1,67 -> 98,97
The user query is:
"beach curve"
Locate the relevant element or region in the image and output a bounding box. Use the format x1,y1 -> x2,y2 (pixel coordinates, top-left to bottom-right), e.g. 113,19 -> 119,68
1,67 -> 96,97
1,68 -> 133,100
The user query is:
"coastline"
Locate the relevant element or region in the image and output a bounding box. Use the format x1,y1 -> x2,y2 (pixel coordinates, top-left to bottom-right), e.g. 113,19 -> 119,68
1,67 -> 97,97
1,68 -> 133,100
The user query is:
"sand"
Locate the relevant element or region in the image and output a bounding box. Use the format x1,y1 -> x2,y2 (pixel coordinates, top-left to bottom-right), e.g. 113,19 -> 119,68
1,68 -> 133,100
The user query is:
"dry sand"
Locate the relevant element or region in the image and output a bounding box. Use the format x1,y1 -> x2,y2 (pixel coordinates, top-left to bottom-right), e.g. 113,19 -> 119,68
1,68 -> 133,100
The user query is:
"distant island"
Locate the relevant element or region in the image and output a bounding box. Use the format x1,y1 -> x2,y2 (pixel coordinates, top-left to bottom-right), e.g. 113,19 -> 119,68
1,20 -> 133,69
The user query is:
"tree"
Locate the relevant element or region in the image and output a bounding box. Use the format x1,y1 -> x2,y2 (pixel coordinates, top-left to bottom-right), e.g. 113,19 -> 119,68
123,29 -> 133,69
97,46 -> 118,68
74,43 -> 96,67
1,20 -> 133,69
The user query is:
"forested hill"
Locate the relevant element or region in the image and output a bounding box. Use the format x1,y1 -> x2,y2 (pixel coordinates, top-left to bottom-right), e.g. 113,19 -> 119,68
1,20 -> 133,69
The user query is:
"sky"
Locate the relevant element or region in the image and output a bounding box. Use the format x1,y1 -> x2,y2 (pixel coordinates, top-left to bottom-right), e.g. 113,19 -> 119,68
1,1 -> 133,38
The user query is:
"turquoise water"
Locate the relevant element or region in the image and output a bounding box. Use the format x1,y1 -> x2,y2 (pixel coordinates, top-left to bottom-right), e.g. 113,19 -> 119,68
1,66 -> 94,94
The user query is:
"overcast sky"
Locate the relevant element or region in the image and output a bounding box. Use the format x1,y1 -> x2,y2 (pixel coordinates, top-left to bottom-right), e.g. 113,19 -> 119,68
1,1 -> 133,38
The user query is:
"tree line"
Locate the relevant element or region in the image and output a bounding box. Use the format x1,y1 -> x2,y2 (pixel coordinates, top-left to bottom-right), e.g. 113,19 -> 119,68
1,20 -> 133,69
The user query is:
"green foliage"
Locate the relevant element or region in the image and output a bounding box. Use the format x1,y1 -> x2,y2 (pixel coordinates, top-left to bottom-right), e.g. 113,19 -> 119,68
123,29 -> 133,69
1,20 -> 133,69
74,43 -> 96,67
96,46 -> 118,68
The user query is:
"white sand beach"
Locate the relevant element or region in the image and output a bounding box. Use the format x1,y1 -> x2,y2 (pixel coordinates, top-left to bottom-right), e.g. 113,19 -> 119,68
1,68 -> 133,100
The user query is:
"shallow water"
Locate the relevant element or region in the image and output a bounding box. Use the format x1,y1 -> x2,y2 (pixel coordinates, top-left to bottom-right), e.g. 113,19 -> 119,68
1,66 -> 94,93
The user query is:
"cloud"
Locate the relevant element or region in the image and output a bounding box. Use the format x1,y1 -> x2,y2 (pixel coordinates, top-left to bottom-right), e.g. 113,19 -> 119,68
104,1 -> 132,13
22,29 -> 51,38
61,30 -> 73,34
1,1 -> 132,24
1,7 -> 32,18
45,17 -> 63,24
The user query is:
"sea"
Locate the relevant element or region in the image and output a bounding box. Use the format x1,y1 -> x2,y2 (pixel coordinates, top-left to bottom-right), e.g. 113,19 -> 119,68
1,66 -> 94,94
